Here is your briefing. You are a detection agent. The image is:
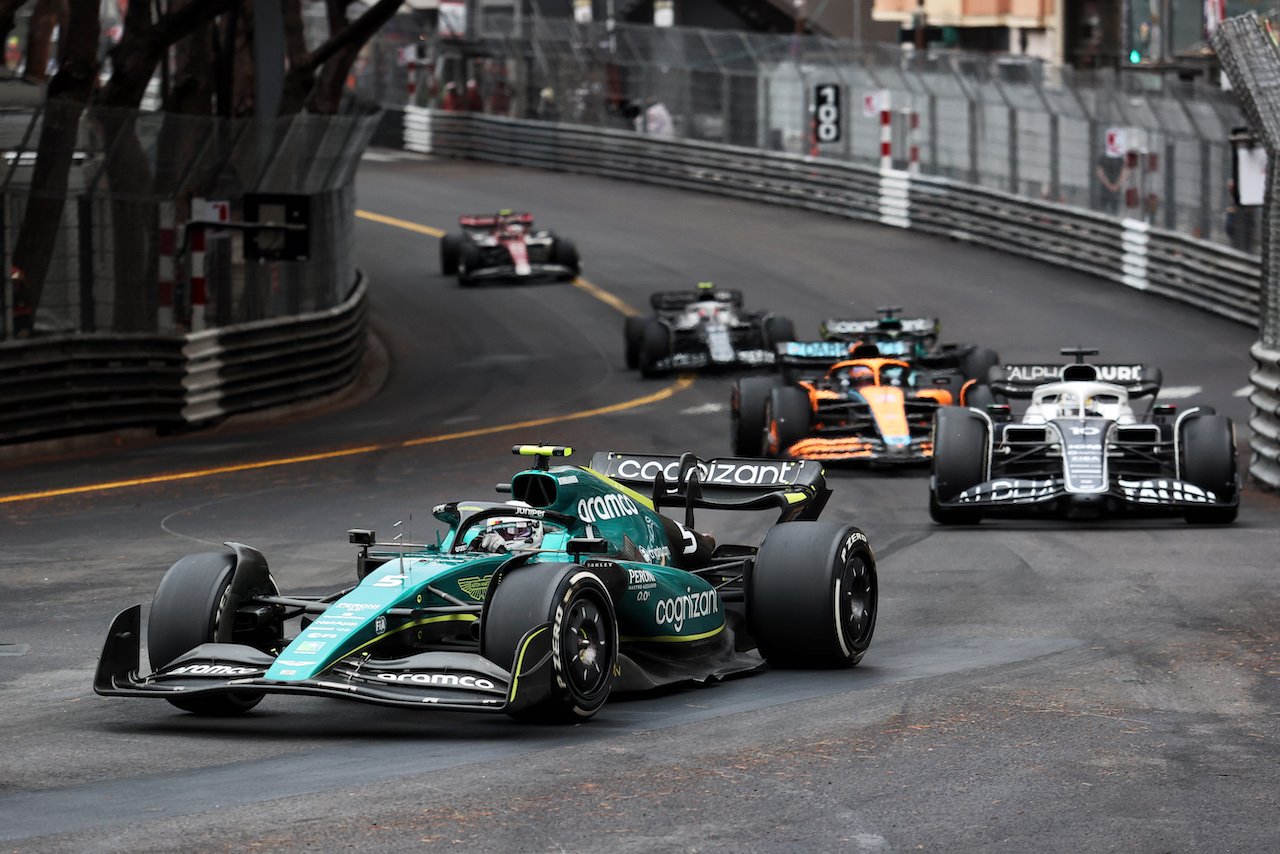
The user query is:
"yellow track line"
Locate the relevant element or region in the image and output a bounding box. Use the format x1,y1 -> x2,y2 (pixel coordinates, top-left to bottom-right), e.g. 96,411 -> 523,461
355,209 -> 446,238
356,208 -> 639,317
0,377 -> 695,505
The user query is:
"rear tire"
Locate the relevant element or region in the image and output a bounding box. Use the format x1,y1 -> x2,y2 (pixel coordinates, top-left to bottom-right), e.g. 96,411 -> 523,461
763,315 -> 795,348
483,564 -> 617,722
929,408 -> 988,525
1180,414 -> 1238,524
764,386 -> 811,457
732,376 -> 782,456
440,234 -> 461,275
961,347 -> 999,382
638,319 -> 671,378
749,522 -> 877,667
148,552 -> 277,716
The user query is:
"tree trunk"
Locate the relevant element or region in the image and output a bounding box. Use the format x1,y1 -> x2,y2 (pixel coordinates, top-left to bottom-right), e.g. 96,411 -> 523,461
9,0 -> 99,333
24,0 -> 67,82
278,0 -> 401,116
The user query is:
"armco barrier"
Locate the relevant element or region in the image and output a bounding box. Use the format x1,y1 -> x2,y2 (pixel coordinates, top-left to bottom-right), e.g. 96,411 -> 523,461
0,335 -> 187,445
405,108 -> 1262,327
403,107 -> 1278,488
182,274 -> 367,425
0,275 -> 367,447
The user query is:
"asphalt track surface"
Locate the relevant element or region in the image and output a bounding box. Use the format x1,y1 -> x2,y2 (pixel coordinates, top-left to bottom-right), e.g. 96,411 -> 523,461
1,153 -> 1278,853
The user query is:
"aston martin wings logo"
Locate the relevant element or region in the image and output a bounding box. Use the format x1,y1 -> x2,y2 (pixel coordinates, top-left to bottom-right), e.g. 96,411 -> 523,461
458,574 -> 493,601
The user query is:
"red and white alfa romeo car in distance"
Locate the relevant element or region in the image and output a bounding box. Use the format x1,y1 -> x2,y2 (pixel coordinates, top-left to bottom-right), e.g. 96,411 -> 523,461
439,210 -> 581,285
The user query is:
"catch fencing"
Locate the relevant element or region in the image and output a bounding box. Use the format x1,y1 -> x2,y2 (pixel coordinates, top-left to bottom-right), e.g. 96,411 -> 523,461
1212,15 -> 1280,491
365,20 -> 1256,253
0,104 -> 378,446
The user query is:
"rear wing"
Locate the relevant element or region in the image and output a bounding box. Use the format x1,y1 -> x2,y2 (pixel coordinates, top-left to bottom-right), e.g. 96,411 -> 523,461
821,316 -> 939,340
460,212 -> 533,227
774,340 -> 855,371
589,451 -> 830,523
650,288 -> 745,313
986,363 -> 1163,398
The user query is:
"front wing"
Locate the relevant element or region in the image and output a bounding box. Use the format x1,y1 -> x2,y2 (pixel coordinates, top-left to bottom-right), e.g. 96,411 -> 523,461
938,476 -> 1236,512
94,605 -> 556,714
786,433 -> 932,463
465,262 -> 576,281
651,348 -> 775,373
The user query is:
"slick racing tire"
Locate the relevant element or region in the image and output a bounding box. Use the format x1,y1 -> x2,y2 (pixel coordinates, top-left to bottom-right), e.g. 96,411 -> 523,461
764,387 -> 811,457
440,234 -> 461,275
929,407 -> 987,525
552,237 -> 581,279
749,522 -> 877,667
457,241 -> 481,286
148,552 -> 278,716
483,563 -> 618,722
763,315 -> 796,348
962,347 -> 999,383
1179,414 -> 1238,524
624,315 -> 646,370
732,376 -> 782,456
638,319 -> 671,379
963,383 -> 996,411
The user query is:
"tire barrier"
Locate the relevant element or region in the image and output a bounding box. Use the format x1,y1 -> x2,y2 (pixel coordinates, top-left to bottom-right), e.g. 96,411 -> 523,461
0,275 -> 366,447
1248,342 -> 1280,490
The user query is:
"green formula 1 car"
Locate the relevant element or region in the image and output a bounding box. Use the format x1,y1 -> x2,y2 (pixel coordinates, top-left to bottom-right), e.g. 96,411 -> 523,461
95,444 -> 878,722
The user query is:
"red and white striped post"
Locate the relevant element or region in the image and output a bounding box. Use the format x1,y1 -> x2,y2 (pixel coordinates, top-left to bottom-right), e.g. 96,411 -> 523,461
157,201 -> 176,332
907,107 -> 920,174
878,90 -> 893,171
190,225 -> 207,332
407,60 -> 417,101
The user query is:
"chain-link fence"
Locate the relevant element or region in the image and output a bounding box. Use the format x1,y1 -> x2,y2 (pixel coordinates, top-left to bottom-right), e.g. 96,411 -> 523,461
357,19 -> 1255,254
0,101 -> 379,339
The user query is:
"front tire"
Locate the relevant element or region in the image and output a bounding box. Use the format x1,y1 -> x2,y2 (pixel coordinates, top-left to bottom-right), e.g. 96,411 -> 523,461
440,234 -> 461,275
148,552 -> 278,716
1180,414 -> 1239,524
552,237 -> 581,279
483,564 -> 617,722
732,376 -> 782,456
457,241 -> 481,287
638,319 -> 671,378
624,315 -> 646,370
929,407 -> 988,524
749,522 -> 877,667
764,386 -> 811,457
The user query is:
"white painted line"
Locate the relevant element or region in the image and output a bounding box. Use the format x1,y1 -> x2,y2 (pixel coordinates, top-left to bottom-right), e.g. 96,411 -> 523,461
681,403 -> 726,415
1233,386 -> 1253,397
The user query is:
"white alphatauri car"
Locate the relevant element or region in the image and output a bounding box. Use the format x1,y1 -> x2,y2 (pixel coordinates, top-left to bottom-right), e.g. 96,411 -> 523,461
929,348 -> 1239,525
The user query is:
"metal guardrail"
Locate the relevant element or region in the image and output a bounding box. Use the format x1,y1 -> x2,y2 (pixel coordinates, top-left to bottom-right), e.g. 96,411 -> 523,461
0,334 -> 187,445
0,276 -> 367,447
182,274 -> 367,425
405,108 -> 1262,328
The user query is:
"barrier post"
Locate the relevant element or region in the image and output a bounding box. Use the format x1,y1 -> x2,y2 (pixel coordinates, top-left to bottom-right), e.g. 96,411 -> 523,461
879,90 -> 892,171
190,225 -> 207,332
158,200 -> 175,333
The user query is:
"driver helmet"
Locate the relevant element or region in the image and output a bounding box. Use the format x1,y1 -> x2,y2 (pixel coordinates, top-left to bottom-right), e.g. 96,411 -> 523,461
842,365 -> 874,389
475,516 -> 544,553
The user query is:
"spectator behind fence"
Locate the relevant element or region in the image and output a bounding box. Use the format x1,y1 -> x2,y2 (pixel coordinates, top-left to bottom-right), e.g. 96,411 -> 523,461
487,79 -> 512,116
1095,151 -> 1127,215
441,81 -> 462,111
634,96 -> 673,138
465,80 -> 483,112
